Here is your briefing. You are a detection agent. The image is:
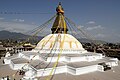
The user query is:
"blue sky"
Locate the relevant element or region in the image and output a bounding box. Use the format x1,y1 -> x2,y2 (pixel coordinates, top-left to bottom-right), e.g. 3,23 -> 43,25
0,0 -> 120,43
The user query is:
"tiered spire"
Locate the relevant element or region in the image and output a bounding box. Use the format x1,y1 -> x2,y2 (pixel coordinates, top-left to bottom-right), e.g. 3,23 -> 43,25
51,2 -> 68,34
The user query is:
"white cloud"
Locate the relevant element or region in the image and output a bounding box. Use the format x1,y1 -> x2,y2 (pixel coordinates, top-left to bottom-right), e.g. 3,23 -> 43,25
94,33 -> 105,38
0,21 -> 37,33
18,19 -> 24,22
87,21 -> 95,24
77,25 -> 84,29
0,17 -> 4,20
86,25 -> 103,31
13,19 -> 25,22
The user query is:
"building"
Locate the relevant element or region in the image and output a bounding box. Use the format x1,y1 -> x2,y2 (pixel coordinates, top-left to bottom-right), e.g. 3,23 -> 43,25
0,3 -> 119,80
0,45 -> 6,58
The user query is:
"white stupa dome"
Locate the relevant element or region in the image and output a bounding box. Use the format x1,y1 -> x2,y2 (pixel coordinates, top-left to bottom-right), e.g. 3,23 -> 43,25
33,3 -> 87,54
34,34 -> 87,54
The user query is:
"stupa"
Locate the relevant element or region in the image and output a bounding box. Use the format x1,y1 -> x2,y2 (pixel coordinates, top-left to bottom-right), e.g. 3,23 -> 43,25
0,3 -> 119,80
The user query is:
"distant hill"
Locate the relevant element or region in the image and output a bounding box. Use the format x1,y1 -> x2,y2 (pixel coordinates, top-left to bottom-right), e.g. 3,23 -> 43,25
0,30 -> 107,44
78,38 -> 107,44
0,30 -> 29,40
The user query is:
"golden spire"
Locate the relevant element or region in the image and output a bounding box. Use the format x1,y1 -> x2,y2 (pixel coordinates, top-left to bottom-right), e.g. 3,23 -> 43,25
56,2 -> 64,14
51,2 -> 68,34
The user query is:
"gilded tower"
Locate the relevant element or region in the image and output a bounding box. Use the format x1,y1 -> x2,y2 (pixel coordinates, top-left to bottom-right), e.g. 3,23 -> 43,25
51,2 -> 68,34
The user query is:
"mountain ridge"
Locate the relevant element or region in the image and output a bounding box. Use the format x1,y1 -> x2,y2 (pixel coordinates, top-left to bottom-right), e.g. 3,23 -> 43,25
0,30 -> 107,44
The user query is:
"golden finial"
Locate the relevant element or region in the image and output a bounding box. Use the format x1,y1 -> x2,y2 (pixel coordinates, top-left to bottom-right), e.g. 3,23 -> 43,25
51,2 -> 68,34
56,2 -> 64,14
